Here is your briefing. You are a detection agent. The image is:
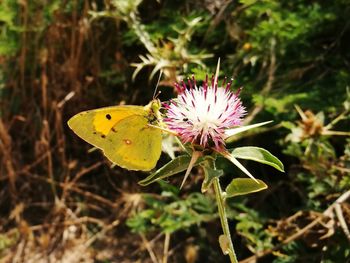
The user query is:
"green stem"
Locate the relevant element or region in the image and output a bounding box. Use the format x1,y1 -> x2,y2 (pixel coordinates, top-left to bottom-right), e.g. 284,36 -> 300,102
213,177 -> 238,263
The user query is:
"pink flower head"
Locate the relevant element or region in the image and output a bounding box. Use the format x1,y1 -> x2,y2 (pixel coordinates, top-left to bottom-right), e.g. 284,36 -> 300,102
163,75 -> 246,150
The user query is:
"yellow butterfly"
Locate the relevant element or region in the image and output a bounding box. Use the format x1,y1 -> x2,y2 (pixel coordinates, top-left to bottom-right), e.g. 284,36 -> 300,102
67,99 -> 162,171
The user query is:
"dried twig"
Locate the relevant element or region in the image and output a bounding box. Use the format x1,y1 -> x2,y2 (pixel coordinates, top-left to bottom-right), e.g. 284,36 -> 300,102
334,203 -> 350,243
140,233 -> 160,263
240,190 -> 350,263
0,119 -> 16,194
162,232 -> 171,263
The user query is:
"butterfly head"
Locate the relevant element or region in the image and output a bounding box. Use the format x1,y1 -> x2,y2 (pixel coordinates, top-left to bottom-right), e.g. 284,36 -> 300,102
144,99 -> 161,124
150,99 -> 161,113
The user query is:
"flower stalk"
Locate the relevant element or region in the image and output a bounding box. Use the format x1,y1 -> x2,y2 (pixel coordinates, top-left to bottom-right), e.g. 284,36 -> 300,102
205,159 -> 238,263
159,64 -> 282,262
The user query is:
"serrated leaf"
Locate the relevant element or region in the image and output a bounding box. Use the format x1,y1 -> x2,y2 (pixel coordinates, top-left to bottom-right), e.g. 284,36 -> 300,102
225,178 -> 268,198
231,147 -> 284,172
139,155 -> 205,186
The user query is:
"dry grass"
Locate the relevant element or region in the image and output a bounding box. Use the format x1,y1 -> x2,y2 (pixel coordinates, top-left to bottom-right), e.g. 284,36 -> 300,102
0,1 -> 172,262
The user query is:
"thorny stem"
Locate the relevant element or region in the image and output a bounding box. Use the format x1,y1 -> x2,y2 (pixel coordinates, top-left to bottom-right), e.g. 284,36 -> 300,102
129,12 -> 157,55
207,160 -> 238,263
324,109 -> 349,130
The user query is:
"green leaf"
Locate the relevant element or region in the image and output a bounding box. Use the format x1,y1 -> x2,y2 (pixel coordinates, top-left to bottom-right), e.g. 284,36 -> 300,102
139,155 -> 205,186
201,166 -> 223,193
225,178 -> 268,198
231,147 -> 284,172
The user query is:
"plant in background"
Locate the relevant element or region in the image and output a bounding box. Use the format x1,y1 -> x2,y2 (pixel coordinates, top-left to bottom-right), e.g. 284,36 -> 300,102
0,1 -> 20,56
90,0 -> 212,82
127,181 -> 216,263
127,185 -> 216,234
268,94 -> 350,262
285,102 -> 350,162
283,90 -> 350,185
140,62 -> 284,262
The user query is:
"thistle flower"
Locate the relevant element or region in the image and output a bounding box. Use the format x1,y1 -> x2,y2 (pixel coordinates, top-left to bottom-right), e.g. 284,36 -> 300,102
143,67 -> 283,263
163,75 -> 246,151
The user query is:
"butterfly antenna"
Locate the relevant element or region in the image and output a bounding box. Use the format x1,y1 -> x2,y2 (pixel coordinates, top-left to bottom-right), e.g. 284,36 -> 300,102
153,70 -> 163,99
214,58 -> 220,86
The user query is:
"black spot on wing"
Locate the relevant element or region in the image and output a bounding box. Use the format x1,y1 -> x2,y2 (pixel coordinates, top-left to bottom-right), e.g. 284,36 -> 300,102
101,135 -> 106,138
106,114 -> 111,120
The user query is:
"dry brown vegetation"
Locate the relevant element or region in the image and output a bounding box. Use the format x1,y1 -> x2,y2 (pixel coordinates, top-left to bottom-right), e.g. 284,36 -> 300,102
0,2 -> 174,262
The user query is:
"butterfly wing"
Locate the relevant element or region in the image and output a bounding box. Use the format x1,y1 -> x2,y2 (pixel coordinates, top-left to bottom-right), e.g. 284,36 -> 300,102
68,105 -> 162,171
102,115 -> 162,171
68,105 -> 144,150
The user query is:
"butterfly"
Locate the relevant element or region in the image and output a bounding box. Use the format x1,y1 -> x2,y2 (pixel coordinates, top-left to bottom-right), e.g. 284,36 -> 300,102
67,99 -> 162,171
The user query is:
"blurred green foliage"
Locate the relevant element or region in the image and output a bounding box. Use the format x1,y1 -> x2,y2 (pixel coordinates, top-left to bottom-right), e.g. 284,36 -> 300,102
127,182 -> 216,234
